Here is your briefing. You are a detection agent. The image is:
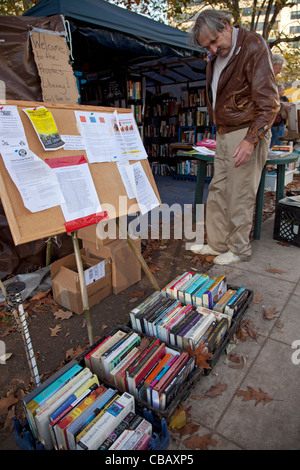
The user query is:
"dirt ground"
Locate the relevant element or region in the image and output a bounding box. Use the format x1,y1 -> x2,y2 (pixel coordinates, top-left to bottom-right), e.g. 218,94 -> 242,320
0,176 -> 298,450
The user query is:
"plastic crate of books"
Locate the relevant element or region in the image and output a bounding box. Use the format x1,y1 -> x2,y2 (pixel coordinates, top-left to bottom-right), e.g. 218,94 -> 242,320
273,196 -> 300,248
205,286 -> 254,374
77,324 -> 202,428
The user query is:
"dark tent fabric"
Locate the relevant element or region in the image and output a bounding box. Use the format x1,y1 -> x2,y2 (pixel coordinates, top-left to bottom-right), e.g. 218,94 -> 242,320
23,0 -> 199,54
0,15 -> 65,101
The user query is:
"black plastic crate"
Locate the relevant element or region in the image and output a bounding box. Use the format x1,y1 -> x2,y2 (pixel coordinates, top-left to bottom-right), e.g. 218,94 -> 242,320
205,287 -> 253,374
77,324 -> 202,426
273,201 -> 300,247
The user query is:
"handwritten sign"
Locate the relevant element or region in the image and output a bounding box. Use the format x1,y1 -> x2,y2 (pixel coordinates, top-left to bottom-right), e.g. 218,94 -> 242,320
30,30 -> 79,104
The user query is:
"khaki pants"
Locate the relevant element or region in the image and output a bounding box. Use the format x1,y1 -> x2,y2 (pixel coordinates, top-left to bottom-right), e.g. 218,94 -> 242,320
206,128 -> 270,259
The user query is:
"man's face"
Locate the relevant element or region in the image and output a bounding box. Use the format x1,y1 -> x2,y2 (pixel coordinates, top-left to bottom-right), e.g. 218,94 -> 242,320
197,21 -> 233,58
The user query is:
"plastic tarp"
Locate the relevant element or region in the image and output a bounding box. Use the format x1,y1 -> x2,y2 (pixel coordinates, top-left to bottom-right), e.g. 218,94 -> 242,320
23,0 -> 199,54
0,14 -> 65,101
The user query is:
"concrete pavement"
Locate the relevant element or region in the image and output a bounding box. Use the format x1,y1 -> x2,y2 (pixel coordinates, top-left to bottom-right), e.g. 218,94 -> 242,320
168,215 -> 300,450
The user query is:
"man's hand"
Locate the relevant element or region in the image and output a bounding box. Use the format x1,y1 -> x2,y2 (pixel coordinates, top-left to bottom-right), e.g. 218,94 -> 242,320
233,139 -> 255,167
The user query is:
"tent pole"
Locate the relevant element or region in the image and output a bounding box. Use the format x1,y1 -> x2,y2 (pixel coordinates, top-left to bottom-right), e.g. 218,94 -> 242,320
71,231 -> 94,346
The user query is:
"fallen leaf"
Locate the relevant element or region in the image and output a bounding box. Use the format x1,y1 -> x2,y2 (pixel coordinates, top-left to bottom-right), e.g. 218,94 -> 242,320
184,433 -> 217,450
253,293 -> 263,304
31,289 -> 51,301
49,324 -> 62,337
236,386 -> 273,406
205,382 -> 228,398
0,392 -> 18,415
169,405 -> 186,430
228,352 -> 241,363
262,306 -> 278,320
65,345 -> 86,360
177,421 -> 200,437
187,343 -> 213,370
266,269 -> 286,274
229,355 -> 247,369
54,309 -> 73,320
189,394 -> 206,401
128,290 -> 145,299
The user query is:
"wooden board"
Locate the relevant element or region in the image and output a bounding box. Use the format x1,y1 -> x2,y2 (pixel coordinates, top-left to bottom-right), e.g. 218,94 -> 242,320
0,100 -> 161,245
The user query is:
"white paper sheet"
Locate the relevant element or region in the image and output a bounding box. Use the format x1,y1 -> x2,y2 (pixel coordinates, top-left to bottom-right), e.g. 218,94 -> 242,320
192,145 -> 215,155
125,161 -> 160,215
74,111 -> 123,163
48,157 -> 102,222
61,135 -> 86,150
1,147 -> 65,213
117,162 -> 136,199
0,105 -> 28,149
115,112 -> 148,160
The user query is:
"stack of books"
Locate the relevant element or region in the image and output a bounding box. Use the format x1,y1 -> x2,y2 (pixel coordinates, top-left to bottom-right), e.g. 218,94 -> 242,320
129,271 -> 249,354
83,328 -> 195,412
22,360 -> 152,450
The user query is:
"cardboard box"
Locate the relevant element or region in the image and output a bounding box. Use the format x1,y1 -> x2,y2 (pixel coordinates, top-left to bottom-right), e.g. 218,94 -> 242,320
51,249 -> 112,315
82,238 -> 142,295
77,221 -> 120,246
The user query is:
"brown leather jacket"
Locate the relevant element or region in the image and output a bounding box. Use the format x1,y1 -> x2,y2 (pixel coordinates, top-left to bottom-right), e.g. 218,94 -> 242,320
206,27 -> 280,145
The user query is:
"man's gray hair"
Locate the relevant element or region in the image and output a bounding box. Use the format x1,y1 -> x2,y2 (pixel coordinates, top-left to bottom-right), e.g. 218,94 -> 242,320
190,9 -> 233,47
271,53 -> 286,67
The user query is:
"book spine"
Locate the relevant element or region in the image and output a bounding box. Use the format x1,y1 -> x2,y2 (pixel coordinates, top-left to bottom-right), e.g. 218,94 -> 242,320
127,344 -> 166,395
188,313 -> 216,350
176,313 -> 202,350
77,393 -> 135,450
184,274 -> 209,304
103,333 -> 141,379
161,357 -> 195,410
177,274 -> 200,303
193,280 -> 214,307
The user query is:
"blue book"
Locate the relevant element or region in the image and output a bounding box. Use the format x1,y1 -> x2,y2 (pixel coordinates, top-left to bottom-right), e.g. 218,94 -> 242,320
66,388 -> 117,450
23,363 -> 83,438
184,274 -> 210,304
192,279 -> 214,308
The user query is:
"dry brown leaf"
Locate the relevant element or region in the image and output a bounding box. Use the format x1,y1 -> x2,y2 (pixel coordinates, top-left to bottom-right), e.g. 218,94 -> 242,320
128,290 -> 145,299
229,352 -> 241,363
31,289 -> 51,301
187,343 -> 213,370
229,355 -> 247,369
54,309 -> 73,320
0,392 -> 18,415
205,382 -> 228,398
65,345 -> 87,360
184,433 -> 217,450
236,386 -> 273,406
253,293 -> 263,304
189,394 -> 206,401
49,324 -> 62,337
266,268 -> 286,274
177,421 -> 200,437
262,306 -> 278,320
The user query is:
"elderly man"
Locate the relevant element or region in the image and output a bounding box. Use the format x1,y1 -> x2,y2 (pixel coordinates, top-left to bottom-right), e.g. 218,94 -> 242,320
190,10 -> 280,264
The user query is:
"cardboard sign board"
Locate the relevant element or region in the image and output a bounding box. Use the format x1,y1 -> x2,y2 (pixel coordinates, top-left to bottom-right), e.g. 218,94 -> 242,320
30,30 -> 80,104
0,100 -> 161,245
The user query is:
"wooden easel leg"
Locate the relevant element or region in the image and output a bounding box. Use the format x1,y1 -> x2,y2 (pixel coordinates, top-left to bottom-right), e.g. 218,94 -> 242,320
71,231 -> 94,346
116,219 -> 160,291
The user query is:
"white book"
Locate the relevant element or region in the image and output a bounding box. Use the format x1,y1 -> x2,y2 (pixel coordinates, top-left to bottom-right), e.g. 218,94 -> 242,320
76,392 -> 135,450
101,332 -> 140,379
156,306 -> 183,342
187,313 -> 216,350
35,368 -> 92,450
109,429 -> 135,450
177,274 -> 201,303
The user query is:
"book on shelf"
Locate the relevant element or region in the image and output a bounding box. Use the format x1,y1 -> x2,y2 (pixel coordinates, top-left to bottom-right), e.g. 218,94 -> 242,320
202,317 -> 229,353
66,388 -> 118,450
23,361 -> 82,440
52,383 -> 107,450
101,331 -> 141,380
184,273 -> 210,305
49,375 -> 99,449
177,273 -> 202,303
129,290 -> 166,331
76,392 -> 135,450
126,342 -> 166,396
160,304 -> 194,345
212,288 -> 237,313
176,311 -> 203,350
187,312 -> 216,350
34,367 -> 93,450
202,275 -> 227,309
89,330 -> 127,379
151,352 -> 189,410
73,392 -> 120,449
98,411 -> 136,450
224,287 -> 248,317
193,279 -> 215,307
160,356 -> 196,411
